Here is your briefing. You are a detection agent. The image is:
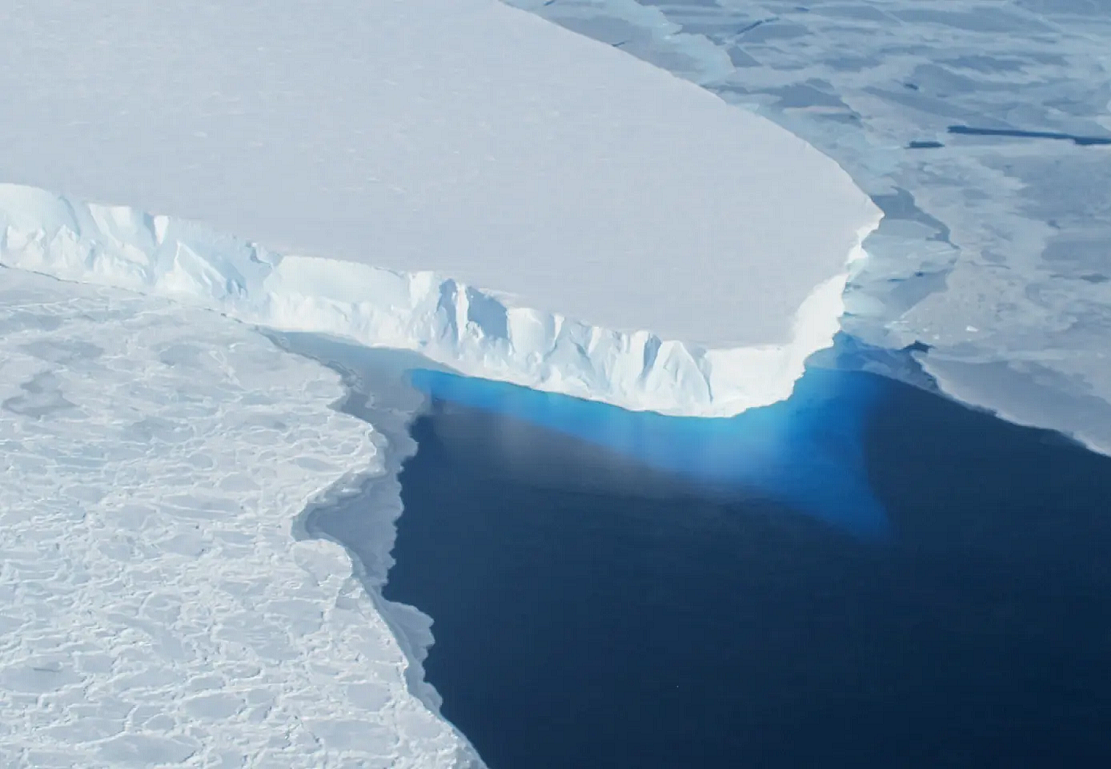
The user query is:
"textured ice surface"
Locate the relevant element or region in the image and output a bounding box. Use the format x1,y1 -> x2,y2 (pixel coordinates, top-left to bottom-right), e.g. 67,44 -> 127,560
0,269 -> 480,768
506,0 -> 1111,451
0,0 -> 877,359
0,182 -> 872,416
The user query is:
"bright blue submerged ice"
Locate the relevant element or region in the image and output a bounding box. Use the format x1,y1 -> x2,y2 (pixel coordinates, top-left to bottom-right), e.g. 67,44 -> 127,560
506,0 -> 1111,454
410,356 -> 890,539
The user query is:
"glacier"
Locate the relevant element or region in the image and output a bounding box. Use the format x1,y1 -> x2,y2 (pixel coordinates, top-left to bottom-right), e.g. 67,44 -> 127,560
0,182 -> 874,417
502,0 -> 1111,454
0,0 -> 879,415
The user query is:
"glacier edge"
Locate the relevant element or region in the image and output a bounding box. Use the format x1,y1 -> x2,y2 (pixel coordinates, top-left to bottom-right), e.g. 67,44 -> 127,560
0,182 -> 880,416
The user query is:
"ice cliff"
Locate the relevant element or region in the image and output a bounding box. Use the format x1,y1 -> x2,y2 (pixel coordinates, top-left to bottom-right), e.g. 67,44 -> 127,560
0,183 -> 877,415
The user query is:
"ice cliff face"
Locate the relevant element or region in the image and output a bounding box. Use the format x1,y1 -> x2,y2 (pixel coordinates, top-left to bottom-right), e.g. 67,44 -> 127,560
503,0 -> 1111,454
0,183 -> 879,416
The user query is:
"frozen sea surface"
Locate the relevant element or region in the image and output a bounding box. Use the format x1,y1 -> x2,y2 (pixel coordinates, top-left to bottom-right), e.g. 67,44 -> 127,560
0,269 -> 480,768
505,0 -> 1111,452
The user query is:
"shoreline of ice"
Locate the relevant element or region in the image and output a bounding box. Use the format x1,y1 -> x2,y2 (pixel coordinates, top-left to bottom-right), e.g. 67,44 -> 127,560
0,164 -> 875,765
0,183 -> 880,418
276,338 -> 467,728
0,269 -> 483,768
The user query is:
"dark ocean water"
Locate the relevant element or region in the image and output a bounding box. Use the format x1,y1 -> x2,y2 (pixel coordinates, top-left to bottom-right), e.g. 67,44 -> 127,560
381,366 -> 1111,769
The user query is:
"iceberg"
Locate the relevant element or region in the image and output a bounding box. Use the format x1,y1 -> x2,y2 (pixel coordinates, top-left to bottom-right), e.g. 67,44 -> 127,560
0,0 -> 878,415
0,181 -> 875,416
504,0 -> 1111,453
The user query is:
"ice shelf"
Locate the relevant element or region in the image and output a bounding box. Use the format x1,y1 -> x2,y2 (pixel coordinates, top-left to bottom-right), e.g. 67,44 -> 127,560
0,268 -> 482,768
0,0 -> 879,416
502,0 -> 1111,453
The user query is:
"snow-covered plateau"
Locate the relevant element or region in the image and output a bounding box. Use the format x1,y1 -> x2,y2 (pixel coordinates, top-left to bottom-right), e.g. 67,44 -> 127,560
0,0 -> 879,413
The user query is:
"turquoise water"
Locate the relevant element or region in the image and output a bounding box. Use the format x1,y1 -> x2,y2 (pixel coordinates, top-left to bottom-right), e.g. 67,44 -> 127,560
409,366 -> 889,539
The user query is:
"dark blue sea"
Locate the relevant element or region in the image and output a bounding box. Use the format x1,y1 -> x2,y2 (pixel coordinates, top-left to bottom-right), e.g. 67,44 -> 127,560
281,332 -> 1111,769
378,364 -> 1111,769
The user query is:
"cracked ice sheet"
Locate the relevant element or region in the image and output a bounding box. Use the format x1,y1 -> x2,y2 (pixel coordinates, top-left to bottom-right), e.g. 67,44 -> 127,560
507,0 -> 1111,452
0,269 -> 479,768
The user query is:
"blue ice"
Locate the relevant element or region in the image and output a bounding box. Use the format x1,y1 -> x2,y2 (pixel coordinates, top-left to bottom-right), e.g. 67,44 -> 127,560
409,364 -> 890,539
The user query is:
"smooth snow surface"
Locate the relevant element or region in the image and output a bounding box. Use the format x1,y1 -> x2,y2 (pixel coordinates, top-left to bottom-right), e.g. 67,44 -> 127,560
504,0 -> 1111,452
0,269 -> 481,768
1,0 -> 877,412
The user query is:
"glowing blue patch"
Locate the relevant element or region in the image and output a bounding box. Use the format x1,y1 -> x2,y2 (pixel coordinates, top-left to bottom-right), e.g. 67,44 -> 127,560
408,366 -> 890,539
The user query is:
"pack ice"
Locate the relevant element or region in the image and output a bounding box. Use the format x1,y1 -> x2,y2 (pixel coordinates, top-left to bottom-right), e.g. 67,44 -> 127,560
0,0 -> 878,415
0,268 -> 482,767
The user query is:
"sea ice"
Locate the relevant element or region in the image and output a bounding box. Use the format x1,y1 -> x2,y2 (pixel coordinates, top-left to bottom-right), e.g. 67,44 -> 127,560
0,268 -> 481,768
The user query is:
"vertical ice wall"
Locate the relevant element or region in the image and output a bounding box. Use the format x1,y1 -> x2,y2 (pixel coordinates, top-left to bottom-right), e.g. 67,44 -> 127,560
1,0 -> 878,415
501,0 -> 1111,453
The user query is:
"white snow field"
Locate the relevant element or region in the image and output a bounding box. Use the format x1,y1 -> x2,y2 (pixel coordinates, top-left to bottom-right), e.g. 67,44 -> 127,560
505,0 -> 1111,453
0,0 -> 879,415
0,268 -> 481,768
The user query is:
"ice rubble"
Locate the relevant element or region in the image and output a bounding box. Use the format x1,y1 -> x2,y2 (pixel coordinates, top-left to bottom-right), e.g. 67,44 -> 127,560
0,269 -> 481,768
0,0 -> 878,416
504,0 -> 1111,453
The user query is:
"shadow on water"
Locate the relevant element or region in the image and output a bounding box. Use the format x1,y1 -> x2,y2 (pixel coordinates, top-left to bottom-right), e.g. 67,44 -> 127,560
408,365 -> 890,540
